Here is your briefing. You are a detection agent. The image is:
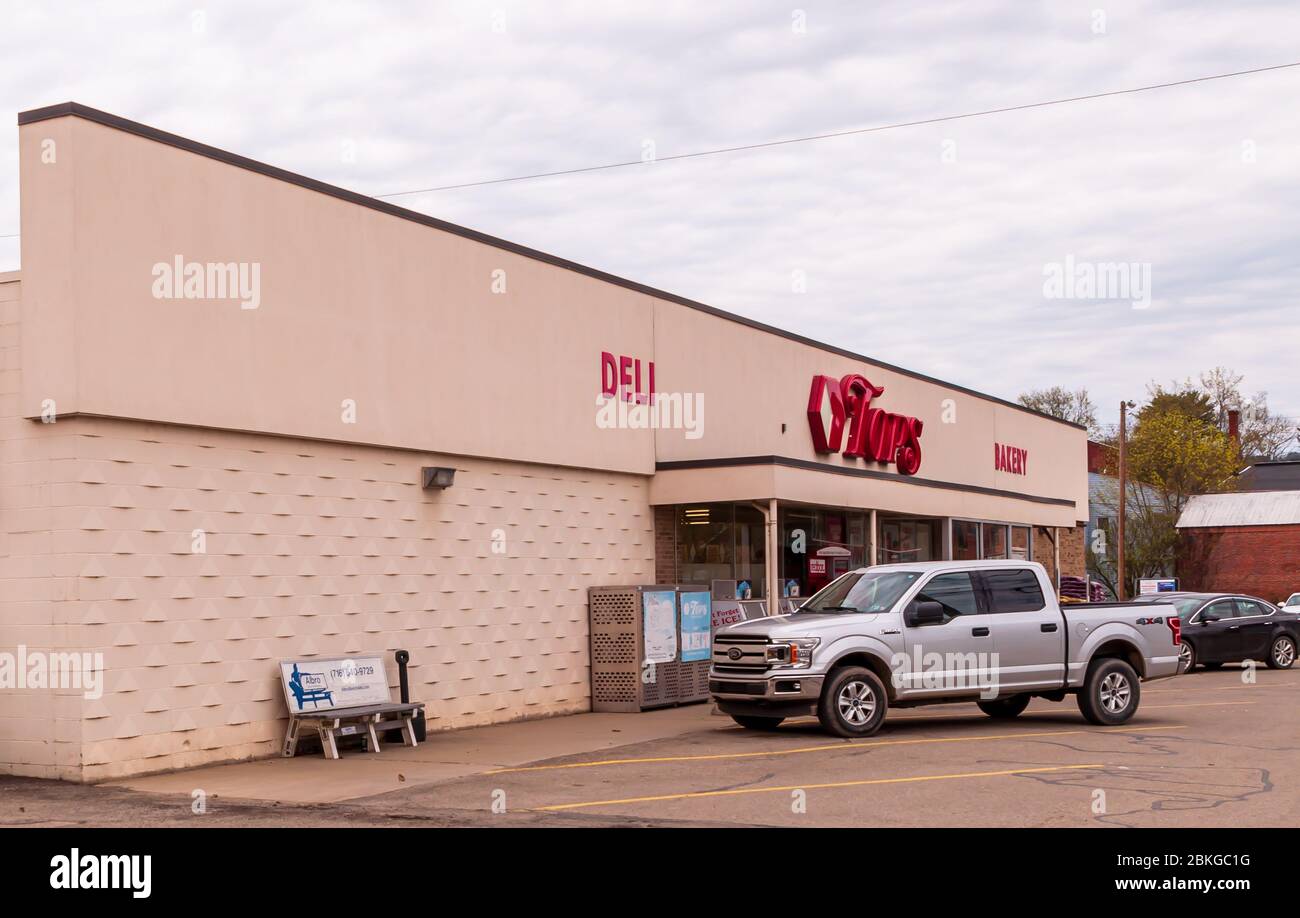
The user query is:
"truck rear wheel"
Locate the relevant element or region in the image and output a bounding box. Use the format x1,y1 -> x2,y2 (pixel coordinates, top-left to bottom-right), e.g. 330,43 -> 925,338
731,715 -> 785,731
976,695 -> 1030,719
817,666 -> 888,738
1077,658 -> 1140,726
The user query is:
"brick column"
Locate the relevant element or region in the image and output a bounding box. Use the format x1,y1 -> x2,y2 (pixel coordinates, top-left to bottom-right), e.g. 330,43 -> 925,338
653,505 -> 677,585
1058,524 -> 1086,579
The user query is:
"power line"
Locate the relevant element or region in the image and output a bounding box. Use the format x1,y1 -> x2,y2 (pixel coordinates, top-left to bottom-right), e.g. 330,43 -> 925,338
1,57 -> 1297,241
375,60 -> 1300,198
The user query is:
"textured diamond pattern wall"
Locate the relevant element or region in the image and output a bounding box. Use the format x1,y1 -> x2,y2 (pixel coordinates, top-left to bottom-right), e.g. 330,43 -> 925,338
1,300 -> 655,779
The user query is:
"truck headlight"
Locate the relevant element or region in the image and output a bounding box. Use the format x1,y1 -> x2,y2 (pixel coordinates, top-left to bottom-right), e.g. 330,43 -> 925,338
766,638 -> 820,668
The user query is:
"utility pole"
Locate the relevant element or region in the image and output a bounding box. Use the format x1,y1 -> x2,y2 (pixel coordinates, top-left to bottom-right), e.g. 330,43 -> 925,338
1117,400 -> 1134,601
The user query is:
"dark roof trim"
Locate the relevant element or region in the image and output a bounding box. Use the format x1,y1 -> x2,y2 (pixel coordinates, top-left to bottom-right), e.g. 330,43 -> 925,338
655,455 -> 1078,507
17,101 -> 1085,432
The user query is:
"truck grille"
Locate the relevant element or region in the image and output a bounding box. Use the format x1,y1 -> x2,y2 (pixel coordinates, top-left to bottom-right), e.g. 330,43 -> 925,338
712,635 -> 769,673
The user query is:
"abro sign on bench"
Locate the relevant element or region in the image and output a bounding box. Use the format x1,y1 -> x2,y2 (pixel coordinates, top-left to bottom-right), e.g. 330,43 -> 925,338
807,374 -> 924,475
279,657 -> 391,712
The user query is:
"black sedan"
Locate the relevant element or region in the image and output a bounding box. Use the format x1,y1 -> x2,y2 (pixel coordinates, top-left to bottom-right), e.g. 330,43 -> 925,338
1132,592 -> 1298,673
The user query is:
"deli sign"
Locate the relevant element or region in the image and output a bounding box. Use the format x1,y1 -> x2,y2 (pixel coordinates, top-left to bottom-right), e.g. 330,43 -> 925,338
807,375 -> 924,475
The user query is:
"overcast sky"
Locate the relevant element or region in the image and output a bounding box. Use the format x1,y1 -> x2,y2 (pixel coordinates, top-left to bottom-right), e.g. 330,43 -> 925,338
2,1 -> 1298,429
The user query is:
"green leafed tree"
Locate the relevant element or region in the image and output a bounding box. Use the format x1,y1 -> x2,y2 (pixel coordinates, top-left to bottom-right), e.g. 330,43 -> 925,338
1091,411 -> 1239,597
1127,411 -> 1241,515
1134,369 -> 1295,459
1137,381 -> 1215,428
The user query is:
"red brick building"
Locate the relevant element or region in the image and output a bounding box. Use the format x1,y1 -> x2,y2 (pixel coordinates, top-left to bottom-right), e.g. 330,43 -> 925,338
1176,491 -> 1300,601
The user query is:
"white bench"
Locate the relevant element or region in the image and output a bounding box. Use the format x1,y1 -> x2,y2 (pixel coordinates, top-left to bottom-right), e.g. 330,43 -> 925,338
279,657 -> 425,759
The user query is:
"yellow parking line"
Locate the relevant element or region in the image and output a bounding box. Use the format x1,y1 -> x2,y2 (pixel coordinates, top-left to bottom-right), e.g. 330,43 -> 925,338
883,699 -> 1250,721
1146,681 -> 1296,695
528,763 -> 1106,812
487,724 -> 1182,775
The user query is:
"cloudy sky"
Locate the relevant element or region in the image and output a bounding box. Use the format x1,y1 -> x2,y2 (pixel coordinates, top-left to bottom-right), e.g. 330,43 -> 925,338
2,1 -> 1298,430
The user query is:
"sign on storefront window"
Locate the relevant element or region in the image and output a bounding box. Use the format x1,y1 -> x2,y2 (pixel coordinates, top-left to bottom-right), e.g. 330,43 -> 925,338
642,590 -> 678,664
679,591 -> 711,662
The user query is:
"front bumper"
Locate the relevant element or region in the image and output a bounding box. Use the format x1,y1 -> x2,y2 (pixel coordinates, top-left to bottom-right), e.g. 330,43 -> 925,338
709,672 -> 825,702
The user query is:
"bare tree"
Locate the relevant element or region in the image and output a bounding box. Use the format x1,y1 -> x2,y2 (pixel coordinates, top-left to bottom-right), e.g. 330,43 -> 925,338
1017,386 -> 1099,436
1198,366 -> 1296,459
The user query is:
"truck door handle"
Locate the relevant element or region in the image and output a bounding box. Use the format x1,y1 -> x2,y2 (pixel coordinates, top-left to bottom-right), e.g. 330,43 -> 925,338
1228,625 -> 1240,631
972,627 -> 990,637
1041,623 -> 1058,633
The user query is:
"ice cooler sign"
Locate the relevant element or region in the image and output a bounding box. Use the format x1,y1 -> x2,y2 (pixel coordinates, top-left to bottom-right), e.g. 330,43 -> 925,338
679,591 -> 711,662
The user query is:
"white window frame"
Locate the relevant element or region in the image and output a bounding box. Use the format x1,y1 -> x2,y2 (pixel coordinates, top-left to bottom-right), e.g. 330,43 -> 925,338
950,518 -> 1032,562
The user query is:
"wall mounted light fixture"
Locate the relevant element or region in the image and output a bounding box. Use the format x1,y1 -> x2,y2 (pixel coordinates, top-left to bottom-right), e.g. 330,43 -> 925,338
421,466 -> 456,490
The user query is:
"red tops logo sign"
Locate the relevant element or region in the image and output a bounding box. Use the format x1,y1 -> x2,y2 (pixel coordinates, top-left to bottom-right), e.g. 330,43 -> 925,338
994,442 -> 1028,475
807,374 -> 924,476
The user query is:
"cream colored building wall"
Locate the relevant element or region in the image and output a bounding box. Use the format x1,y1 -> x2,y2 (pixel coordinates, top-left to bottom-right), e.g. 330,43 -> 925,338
0,274 -> 85,780
651,303 -> 1090,524
18,115 -> 657,477
18,110 -> 1085,519
2,404 -> 653,780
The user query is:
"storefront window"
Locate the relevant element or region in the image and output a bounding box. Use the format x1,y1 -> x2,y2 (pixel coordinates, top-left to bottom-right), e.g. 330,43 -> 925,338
676,504 -> 734,590
675,503 -> 766,598
733,503 -> 767,600
951,519 -> 1030,561
952,520 -> 979,560
779,507 -> 868,600
982,523 -> 1008,560
1010,526 -> 1031,560
879,517 -> 939,564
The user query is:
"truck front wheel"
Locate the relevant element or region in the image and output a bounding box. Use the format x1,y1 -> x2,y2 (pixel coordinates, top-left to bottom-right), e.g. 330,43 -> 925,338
817,667 -> 888,737
1077,658 -> 1141,725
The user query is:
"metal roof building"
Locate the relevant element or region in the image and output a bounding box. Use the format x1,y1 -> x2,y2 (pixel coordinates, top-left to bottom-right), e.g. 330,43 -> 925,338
1176,491 -> 1300,529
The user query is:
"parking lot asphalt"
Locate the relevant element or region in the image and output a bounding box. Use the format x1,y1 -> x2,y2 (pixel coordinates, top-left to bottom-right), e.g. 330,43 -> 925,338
2,666 -> 1297,827
357,666 -> 1300,827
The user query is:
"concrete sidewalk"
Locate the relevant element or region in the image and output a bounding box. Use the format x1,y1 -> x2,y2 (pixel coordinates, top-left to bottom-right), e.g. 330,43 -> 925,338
107,704 -> 720,804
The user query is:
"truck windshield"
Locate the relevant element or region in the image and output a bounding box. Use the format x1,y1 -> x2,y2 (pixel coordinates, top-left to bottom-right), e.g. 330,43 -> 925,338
797,570 -> 920,614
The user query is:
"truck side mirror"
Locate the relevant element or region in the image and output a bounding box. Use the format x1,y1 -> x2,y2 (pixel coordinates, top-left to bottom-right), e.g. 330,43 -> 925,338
905,600 -> 946,627
1200,612 -> 1218,623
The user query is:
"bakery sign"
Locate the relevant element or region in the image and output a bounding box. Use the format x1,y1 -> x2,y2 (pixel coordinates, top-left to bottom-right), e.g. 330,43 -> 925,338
994,442 -> 1028,475
807,374 -> 924,475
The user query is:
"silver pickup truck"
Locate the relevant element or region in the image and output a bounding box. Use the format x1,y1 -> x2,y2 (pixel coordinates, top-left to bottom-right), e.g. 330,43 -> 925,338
710,560 -> 1182,737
